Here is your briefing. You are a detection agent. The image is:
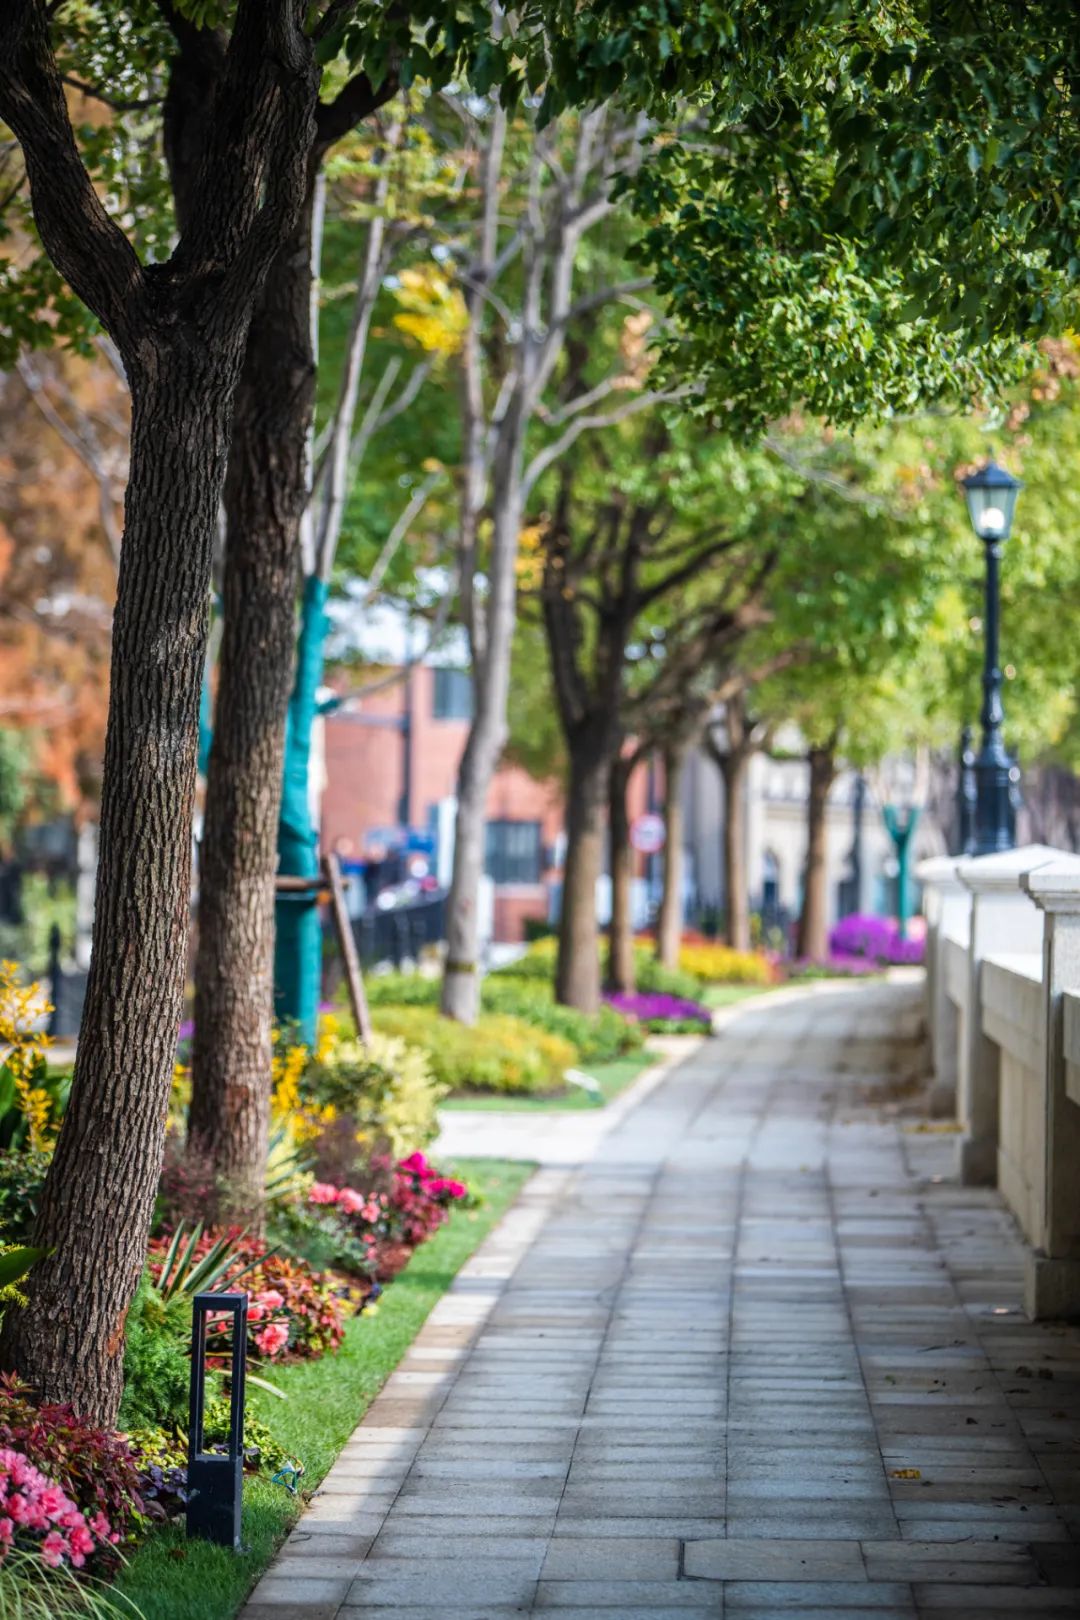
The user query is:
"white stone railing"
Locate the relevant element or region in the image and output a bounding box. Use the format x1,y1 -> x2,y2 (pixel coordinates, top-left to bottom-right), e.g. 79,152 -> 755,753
918,845 -> 1080,1320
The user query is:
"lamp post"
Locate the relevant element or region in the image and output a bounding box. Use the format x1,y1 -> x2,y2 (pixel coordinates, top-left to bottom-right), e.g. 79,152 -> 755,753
960,458 -> 1023,856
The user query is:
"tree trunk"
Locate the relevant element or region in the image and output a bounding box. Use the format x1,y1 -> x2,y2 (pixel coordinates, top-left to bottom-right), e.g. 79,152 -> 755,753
657,740 -> 688,969
0,348 -> 237,1423
607,755 -> 635,993
441,487 -> 521,1024
555,737 -> 610,1014
721,748 -> 751,951
796,744 -> 838,961
189,199 -> 313,1208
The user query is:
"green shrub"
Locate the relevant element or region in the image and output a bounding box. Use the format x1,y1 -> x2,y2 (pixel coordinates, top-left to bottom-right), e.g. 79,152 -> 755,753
307,1025 -> 446,1156
478,977 -> 642,1062
633,949 -> 703,1001
364,973 -> 440,1008
0,1148 -> 49,1241
119,1277 -> 200,1432
365,972 -> 641,1064
489,936 -> 558,981
370,1007 -> 575,1095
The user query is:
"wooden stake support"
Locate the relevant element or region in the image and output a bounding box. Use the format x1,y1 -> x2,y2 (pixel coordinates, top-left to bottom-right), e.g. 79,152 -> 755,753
322,851 -> 373,1043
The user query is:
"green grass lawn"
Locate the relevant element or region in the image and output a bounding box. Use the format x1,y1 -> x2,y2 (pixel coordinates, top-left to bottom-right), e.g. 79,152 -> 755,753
700,982 -> 777,1011
114,1157 -> 533,1620
439,1048 -> 653,1113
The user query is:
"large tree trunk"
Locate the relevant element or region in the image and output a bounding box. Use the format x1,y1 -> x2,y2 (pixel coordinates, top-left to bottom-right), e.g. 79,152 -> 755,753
555,736 -> 610,1014
189,199 -> 313,1208
1,349 -> 238,1422
796,744 -> 838,961
607,754 -> 635,993
657,739 -> 688,969
721,748 -> 751,951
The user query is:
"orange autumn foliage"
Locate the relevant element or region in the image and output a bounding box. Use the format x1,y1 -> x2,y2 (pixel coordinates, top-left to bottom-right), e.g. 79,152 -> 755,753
0,353 -> 125,817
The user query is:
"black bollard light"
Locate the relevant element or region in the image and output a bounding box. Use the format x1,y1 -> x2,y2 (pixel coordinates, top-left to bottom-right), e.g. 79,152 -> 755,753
187,1291 -> 247,1550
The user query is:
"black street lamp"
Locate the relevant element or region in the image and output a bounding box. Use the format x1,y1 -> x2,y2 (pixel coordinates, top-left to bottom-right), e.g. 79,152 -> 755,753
961,458 -> 1023,855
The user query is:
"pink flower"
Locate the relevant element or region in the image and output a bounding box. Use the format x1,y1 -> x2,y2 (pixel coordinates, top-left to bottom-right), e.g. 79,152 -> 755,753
443,1180 -> 468,1199
309,1182 -> 340,1205
69,1525 -> 95,1560
41,1531 -> 67,1568
256,1288 -> 285,1310
247,1301 -> 265,1322
360,1201 -> 380,1222
0,1518 -> 12,1545
39,1485 -> 69,1521
399,1152 -> 428,1175
255,1322 -> 290,1358
336,1188 -> 366,1215
6,1493 -> 28,1524
90,1513 -> 112,1541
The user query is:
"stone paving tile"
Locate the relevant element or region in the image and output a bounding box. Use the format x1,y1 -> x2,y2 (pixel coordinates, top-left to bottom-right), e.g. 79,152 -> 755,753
684,1540 -> 865,1580
540,1538 -> 680,1579
244,982 -> 1080,1620
719,1584 -> 913,1609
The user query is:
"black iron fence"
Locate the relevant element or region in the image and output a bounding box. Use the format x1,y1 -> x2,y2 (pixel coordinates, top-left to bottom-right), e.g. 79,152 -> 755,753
350,893 -> 446,969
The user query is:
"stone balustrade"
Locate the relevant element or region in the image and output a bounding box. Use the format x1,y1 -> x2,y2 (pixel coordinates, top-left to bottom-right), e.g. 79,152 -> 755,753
919,844 -> 1080,1319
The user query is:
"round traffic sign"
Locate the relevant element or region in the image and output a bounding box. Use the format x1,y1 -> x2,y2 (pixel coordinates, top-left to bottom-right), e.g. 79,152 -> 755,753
630,813 -> 665,855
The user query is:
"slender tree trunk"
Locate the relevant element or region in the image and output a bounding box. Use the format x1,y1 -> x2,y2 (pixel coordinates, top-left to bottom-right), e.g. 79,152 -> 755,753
796,744 -> 838,961
556,737 -> 610,1014
607,754 -> 635,993
0,349 -> 237,1423
657,739 -> 688,968
441,485 -> 521,1024
189,199 -> 313,1206
721,748 -> 751,951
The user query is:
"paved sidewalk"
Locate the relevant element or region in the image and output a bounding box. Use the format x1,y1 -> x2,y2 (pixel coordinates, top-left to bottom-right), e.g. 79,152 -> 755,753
244,979 -> 1080,1619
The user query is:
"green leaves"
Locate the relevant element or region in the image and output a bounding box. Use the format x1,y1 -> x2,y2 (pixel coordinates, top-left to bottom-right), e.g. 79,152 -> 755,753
0,1245 -> 47,1291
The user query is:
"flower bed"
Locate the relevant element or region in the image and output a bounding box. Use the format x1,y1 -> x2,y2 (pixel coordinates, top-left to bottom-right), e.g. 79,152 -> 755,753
828,913 -> 925,966
604,990 -> 713,1033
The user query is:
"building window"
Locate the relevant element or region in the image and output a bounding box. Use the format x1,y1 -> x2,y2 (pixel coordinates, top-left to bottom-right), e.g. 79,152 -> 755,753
433,667 -> 473,720
485,819 -> 542,885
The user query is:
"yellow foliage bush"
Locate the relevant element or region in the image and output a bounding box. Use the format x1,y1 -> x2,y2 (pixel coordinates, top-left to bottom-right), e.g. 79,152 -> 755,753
677,944 -> 777,985
370,1006 -> 575,1096
0,962 -> 56,1151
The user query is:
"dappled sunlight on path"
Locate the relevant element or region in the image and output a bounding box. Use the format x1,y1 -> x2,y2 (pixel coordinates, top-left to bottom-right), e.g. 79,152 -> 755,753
244,979 -> 1080,1620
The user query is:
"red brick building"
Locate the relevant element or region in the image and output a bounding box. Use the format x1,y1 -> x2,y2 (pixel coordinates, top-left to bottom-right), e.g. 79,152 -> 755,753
320,664 -> 653,941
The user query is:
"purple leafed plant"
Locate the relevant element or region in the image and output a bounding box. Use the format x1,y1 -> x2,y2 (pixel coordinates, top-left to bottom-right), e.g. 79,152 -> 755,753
604,991 -> 712,1030
827,913 -> 925,966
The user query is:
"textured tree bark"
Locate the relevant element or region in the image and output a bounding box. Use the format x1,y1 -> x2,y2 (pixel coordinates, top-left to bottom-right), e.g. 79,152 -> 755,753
188,199 -> 314,1208
607,755 -> 636,993
796,744 -> 838,961
1,348 -> 238,1420
656,740 -> 689,968
721,747 -> 752,952
555,735 -> 611,1015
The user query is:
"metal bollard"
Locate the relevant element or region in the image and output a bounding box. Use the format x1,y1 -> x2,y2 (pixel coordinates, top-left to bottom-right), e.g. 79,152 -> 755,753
186,1291 -> 247,1550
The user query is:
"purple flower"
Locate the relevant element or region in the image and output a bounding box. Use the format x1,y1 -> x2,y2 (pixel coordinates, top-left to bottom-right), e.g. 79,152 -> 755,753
604,991 -> 712,1027
827,913 -> 924,966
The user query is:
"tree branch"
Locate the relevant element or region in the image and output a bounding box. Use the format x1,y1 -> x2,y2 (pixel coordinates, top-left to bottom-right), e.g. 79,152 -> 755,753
0,0 -> 147,347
